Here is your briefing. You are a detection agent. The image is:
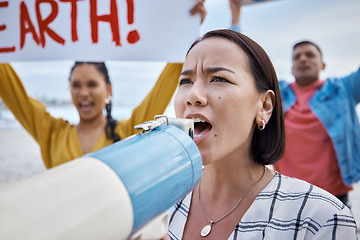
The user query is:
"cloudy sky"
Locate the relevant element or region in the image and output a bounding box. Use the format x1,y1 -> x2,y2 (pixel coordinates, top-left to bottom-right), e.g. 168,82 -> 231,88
9,0 -> 360,113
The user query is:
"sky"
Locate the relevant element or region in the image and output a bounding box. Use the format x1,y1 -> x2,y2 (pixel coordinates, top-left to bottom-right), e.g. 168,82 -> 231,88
7,0 -> 360,115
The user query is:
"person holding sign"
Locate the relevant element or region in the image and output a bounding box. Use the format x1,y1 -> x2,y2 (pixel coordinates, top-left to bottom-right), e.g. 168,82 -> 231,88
0,1 -> 206,169
166,29 -> 357,239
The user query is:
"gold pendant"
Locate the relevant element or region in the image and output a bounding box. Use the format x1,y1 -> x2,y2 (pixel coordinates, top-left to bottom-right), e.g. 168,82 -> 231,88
200,224 -> 212,237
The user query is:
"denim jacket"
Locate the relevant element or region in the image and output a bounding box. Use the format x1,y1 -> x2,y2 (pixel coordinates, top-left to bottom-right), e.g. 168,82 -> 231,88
279,67 -> 360,186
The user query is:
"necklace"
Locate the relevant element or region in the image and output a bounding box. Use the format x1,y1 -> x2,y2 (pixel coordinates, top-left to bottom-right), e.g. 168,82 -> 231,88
198,166 -> 266,237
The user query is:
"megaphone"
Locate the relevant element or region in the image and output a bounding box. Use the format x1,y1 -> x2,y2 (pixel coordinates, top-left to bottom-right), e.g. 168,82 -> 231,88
0,116 -> 202,240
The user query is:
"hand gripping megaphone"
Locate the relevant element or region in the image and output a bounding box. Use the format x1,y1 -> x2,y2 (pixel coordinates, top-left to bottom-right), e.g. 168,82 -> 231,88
0,116 -> 202,240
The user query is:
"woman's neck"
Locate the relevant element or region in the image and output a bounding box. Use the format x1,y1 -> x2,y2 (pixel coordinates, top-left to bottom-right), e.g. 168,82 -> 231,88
77,115 -> 107,131
76,115 -> 108,154
201,162 -> 265,202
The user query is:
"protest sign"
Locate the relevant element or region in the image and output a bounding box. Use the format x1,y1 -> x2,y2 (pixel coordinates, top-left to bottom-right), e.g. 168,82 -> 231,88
0,0 -> 200,62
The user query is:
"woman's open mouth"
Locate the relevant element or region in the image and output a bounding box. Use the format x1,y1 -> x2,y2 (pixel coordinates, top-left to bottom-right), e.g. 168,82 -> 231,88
193,117 -> 212,142
78,101 -> 94,112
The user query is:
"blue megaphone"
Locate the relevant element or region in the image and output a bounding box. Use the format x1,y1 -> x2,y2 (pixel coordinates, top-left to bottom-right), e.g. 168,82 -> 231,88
0,116 -> 202,240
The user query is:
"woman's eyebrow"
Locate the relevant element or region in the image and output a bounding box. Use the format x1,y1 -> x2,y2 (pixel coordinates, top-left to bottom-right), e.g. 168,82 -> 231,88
180,67 -> 234,76
204,66 -> 234,74
180,69 -> 193,76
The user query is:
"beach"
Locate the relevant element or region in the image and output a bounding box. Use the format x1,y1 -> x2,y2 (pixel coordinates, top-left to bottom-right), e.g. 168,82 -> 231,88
0,127 -> 46,183
0,126 -> 359,236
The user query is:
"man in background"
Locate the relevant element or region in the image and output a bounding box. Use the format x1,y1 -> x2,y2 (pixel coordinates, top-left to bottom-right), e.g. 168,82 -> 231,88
273,40 -> 360,206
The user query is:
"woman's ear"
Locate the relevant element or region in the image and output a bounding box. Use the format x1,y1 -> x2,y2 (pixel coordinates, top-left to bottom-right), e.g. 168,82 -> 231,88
256,90 -> 275,126
107,84 -> 112,96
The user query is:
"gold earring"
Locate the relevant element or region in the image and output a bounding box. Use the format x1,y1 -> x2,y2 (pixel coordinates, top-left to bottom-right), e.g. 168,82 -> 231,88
105,95 -> 112,104
258,120 -> 265,131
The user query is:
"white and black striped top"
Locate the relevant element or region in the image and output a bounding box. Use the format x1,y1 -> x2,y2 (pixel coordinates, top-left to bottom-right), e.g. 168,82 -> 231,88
168,172 -> 357,239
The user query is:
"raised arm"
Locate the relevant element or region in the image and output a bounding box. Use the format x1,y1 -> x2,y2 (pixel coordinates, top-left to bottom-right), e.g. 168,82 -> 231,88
229,0 -> 242,32
343,66 -> 360,103
0,64 -> 59,142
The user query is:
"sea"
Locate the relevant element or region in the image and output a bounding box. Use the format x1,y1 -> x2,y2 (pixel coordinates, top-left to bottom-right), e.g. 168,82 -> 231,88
0,103 -> 176,130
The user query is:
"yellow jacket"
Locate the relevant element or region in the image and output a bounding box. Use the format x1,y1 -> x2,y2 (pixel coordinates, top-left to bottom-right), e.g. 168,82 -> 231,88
0,63 -> 182,168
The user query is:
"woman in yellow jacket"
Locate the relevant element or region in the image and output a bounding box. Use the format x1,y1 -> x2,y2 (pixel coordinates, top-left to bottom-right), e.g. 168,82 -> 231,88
0,62 -> 182,168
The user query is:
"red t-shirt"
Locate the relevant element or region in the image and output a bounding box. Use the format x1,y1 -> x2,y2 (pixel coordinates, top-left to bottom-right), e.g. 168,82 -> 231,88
274,80 -> 352,196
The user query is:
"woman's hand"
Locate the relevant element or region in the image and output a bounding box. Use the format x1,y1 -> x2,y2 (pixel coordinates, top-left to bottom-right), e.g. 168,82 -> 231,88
229,0 -> 242,8
190,0 -> 207,24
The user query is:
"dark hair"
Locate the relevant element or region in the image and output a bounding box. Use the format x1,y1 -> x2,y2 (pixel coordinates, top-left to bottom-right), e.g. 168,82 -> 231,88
187,29 -> 285,165
70,62 -> 120,143
293,40 -> 323,59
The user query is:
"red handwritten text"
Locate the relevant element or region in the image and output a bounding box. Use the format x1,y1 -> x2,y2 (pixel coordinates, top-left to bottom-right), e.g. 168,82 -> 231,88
0,1 -> 16,53
0,0 -> 140,53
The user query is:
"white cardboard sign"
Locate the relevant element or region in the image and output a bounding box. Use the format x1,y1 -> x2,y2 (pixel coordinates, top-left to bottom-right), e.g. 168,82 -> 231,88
0,0 -> 201,62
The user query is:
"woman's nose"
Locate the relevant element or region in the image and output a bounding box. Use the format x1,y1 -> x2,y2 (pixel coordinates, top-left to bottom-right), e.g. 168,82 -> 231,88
78,86 -> 90,96
185,82 -> 207,107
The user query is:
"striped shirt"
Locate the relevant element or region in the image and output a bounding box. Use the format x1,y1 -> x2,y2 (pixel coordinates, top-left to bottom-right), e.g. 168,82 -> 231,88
168,172 -> 357,239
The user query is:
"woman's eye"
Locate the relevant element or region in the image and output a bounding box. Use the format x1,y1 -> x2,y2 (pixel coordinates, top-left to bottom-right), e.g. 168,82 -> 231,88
211,76 -> 230,83
179,78 -> 193,86
71,82 -> 80,88
88,81 -> 98,87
